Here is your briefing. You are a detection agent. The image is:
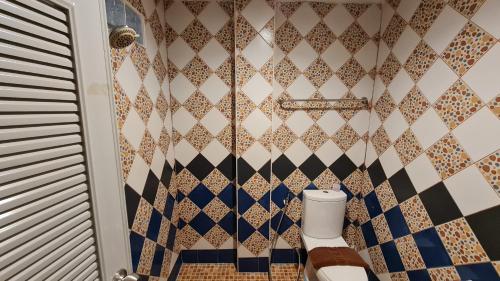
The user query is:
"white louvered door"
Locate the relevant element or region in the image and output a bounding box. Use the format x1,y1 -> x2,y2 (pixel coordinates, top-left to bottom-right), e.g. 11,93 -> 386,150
0,0 -> 131,280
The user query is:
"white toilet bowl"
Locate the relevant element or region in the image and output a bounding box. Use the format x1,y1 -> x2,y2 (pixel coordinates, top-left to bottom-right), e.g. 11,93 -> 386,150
301,189 -> 368,281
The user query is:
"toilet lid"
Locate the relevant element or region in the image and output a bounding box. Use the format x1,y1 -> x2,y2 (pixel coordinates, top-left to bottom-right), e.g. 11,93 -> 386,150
317,266 -> 368,281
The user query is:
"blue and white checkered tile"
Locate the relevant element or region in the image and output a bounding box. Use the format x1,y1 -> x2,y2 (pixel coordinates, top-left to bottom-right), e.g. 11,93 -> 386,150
175,153 -> 236,250
362,159 -> 500,280
125,161 -> 176,278
270,151 -> 365,250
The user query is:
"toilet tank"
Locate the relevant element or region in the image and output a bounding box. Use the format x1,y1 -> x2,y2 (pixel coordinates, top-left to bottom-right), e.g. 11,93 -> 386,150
301,188 -> 347,239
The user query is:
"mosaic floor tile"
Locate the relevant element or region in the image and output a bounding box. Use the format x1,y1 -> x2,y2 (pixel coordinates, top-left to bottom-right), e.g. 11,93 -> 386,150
426,134 -> 473,179
476,150 -> 500,197
436,218 -> 489,265
442,22 -> 495,76
177,264 -> 303,281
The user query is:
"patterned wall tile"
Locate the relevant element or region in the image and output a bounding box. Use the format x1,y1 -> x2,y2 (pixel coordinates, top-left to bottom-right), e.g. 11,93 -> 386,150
234,0 -> 274,263
363,0 -> 500,279
109,0 -> 179,279
271,1 -> 381,253
165,0 -> 236,256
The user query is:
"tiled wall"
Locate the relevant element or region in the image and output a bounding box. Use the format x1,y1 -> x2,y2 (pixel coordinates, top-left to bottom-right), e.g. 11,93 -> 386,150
234,0 -> 275,271
361,0 -> 500,280
271,1 -> 381,252
164,0 -> 237,255
109,0 -> 179,279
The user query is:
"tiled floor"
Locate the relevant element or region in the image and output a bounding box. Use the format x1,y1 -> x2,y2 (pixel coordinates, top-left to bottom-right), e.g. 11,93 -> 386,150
176,264 -> 303,281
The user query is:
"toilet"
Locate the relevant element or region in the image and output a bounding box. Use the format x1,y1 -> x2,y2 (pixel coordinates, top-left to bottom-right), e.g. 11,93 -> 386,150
301,188 -> 368,281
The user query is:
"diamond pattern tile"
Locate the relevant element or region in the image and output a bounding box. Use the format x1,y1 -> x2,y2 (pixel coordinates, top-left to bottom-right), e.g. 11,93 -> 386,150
363,1 -> 500,279
115,0 -> 500,277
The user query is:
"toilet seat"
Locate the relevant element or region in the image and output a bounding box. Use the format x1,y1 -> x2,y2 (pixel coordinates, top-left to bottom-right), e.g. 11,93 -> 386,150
301,233 -> 368,281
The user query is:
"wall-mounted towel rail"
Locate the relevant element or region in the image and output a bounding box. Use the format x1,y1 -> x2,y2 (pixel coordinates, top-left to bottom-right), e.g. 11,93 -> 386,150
278,97 -> 370,110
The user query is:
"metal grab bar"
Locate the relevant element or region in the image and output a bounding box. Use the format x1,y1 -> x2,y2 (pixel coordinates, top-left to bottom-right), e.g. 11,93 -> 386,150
278,97 -> 370,110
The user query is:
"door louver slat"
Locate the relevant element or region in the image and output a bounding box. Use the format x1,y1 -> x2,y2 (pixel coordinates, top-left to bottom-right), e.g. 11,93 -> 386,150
0,0 -> 68,32
29,241 -> 95,281
11,0 -> 66,21
0,1 -> 101,280
0,11 -> 69,44
0,27 -> 71,56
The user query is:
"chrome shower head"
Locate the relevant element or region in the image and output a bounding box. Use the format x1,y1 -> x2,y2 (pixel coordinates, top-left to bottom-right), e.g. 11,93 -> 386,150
109,25 -> 138,49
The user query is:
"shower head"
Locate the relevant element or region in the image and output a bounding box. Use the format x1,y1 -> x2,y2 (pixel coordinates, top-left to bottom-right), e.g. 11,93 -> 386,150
109,25 -> 138,49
